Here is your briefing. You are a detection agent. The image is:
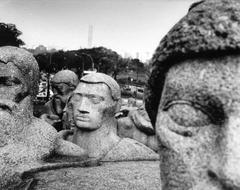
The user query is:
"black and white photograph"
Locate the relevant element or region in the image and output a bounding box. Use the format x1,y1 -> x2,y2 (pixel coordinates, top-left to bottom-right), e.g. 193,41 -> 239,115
1,0 -> 240,189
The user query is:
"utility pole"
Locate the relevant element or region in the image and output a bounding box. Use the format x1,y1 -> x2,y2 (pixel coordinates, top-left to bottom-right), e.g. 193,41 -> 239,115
88,25 -> 93,48
46,53 -> 52,101
136,52 -> 139,83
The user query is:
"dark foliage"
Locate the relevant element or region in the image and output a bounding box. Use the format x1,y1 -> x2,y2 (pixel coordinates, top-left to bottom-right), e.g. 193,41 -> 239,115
32,46 -> 147,83
0,23 -> 24,47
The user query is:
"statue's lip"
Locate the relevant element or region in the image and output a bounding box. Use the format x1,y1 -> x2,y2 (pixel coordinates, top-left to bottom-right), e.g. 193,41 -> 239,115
75,115 -> 90,121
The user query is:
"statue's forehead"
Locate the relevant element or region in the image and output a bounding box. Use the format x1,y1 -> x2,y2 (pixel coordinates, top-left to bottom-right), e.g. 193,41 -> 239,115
161,58 -> 240,109
0,62 -> 24,80
75,82 -> 110,96
51,82 -> 70,87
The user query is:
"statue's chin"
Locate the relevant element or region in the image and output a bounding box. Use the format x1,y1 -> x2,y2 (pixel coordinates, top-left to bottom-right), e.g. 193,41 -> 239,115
76,122 -> 102,131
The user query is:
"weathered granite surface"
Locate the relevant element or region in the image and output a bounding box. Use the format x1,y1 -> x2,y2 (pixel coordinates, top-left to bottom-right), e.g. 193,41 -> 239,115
145,0 -> 240,189
103,138 -> 158,161
117,106 -> 158,152
28,161 -> 160,190
0,46 -> 86,189
41,70 -> 79,131
65,73 -> 158,160
146,0 -> 240,125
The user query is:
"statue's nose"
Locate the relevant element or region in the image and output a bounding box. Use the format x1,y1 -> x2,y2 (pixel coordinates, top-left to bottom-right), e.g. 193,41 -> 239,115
77,97 -> 90,113
208,116 -> 240,189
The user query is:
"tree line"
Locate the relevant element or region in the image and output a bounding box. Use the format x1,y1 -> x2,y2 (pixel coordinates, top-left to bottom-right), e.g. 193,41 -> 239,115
0,22 -> 147,84
31,46 -> 145,80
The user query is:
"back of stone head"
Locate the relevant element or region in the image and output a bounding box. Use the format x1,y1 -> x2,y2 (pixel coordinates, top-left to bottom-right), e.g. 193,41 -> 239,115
0,46 -> 39,98
145,0 -> 240,126
52,70 -> 79,88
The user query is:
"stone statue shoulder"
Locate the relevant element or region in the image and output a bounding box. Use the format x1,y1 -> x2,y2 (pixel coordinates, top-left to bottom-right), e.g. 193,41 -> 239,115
43,99 -> 56,115
23,117 -> 58,157
103,138 -> 159,161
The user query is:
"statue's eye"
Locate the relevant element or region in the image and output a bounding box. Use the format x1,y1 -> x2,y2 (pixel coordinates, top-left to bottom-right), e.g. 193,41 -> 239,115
70,94 -> 82,103
0,77 -> 21,86
90,96 -> 103,104
166,103 -> 211,127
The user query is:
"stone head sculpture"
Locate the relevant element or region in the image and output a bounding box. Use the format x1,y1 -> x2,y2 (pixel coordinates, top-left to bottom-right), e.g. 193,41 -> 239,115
70,72 -> 121,131
0,46 -> 39,146
51,70 -> 79,116
145,0 -> 240,189
0,47 -> 87,188
67,72 -> 122,158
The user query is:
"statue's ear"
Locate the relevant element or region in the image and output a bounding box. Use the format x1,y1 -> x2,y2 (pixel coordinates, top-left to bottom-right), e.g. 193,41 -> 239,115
64,94 -> 74,112
115,99 -> 122,114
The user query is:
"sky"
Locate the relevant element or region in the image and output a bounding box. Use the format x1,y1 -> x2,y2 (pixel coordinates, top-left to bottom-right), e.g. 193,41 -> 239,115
0,0 -> 196,61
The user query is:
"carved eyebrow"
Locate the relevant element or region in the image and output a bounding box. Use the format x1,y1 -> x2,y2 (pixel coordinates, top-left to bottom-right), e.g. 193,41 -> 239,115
163,85 -> 222,105
0,76 -> 22,85
73,93 -> 104,101
0,59 -> 7,64
82,93 -> 104,100
162,87 -> 225,125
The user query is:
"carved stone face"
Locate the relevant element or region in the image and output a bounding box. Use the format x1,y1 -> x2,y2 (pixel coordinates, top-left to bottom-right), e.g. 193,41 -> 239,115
0,62 -> 30,147
71,82 -> 116,130
52,82 -> 74,116
156,55 -> 240,190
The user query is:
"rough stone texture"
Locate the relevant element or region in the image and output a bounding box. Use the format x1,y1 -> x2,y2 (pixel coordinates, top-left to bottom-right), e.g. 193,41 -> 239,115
103,138 -> 158,161
41,70 -> 79,131
155,55 -> 240,189
117,107 -> 158,152
145,0 -> 240,189
66,72 -> 158,160
0,46 -> 39,98
28,161 -> 160,190
145,0 -> 240,125
0,46 -> 87,189
80,72 -> 121,102
52,70 -> 79,87
129,106 -> 155,135
40,100 -> 63,131
128,97 -> 137,107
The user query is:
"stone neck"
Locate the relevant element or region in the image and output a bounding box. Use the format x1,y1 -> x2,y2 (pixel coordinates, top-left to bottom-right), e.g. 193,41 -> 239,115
72,118 -> 120,159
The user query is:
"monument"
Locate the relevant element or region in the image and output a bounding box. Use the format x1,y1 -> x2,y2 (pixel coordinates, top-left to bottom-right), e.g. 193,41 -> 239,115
145,0 -> 240,189
41,70 -> 79,131
0,46 -> 87,189
67,72 -> 158,161
22,73 -> 160,190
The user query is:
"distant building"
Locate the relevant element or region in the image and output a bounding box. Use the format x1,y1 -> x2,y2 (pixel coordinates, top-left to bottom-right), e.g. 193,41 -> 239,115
34,45 -> 47,55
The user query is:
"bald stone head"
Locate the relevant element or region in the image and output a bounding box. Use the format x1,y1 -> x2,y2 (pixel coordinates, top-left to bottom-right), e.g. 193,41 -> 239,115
70,72 -> 121,130
52,70 -> 79,87
145,0 -> 240,189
